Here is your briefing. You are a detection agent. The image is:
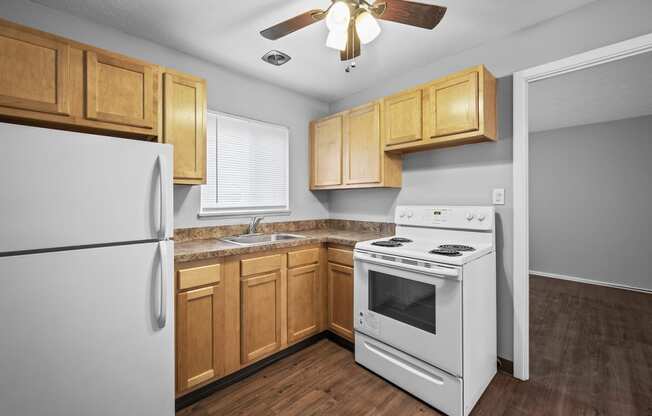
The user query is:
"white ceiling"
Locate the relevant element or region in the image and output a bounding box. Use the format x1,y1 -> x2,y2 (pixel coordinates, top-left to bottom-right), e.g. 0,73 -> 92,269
529,51 -> 652,133
33,0 -> 597,102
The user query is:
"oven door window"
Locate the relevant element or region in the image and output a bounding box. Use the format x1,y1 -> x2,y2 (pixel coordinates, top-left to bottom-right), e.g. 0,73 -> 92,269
368,270 -> 436,334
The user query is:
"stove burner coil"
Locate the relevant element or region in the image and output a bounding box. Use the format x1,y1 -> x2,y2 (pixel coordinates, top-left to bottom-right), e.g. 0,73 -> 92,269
429,248 -> 463,257
389,237 -> 413,243
371,240 -> 403,247
438,244 -> 475,252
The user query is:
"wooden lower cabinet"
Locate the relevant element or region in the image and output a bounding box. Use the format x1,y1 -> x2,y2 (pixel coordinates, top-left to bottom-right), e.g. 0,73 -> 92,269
241,271 -> 282,364
327,262 -> 354,341
287,264 -> 320,344
175,245 -> 353,396
176,283 -> 225,393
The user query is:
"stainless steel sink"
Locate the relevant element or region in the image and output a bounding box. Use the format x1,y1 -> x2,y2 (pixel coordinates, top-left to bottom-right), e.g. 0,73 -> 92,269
221,233 -> 305,246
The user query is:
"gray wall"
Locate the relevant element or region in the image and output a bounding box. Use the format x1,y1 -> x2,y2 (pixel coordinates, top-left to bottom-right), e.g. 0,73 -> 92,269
530,115 -> 652,291
328,0 -> 652,360
0,0 -> 331,229
5,0 -> 652,360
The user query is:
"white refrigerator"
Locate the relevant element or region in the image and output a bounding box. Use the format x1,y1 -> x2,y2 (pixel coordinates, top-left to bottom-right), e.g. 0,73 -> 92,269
0,122 -> 175,416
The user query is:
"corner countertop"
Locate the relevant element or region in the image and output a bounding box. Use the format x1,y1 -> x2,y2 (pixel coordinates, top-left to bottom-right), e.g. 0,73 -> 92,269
174,228 -> 391,263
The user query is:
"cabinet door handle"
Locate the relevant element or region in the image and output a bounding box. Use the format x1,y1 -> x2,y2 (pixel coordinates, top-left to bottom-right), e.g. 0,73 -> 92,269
157,241 -> 167,329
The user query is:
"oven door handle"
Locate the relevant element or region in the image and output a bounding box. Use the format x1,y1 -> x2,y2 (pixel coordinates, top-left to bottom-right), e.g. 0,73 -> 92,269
354,252 -> 460,279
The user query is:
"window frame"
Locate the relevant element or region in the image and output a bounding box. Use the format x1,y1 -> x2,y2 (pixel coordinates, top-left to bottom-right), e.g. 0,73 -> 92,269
199,110 -> 291,218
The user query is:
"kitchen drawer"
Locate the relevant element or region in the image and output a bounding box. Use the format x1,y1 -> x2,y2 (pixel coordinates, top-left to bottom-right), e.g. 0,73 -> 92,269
288,248 -> 319,268
177,263 -> 221,291
241,254 -> 282,277
355,333 -> 463,416
327,248 -> 353,267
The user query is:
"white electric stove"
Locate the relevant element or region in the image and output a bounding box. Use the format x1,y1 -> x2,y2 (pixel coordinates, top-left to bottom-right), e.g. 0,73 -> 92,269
354,206 -> 497,416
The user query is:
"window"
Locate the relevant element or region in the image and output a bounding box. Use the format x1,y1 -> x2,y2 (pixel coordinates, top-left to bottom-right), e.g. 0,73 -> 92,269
200,111 -> 290,217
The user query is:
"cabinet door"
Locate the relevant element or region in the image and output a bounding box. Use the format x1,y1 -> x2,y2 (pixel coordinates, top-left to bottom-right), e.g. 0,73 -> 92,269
241,272 -> 282,364
85,50 -> 156,129
384,89 -> 422,146
426,71 -> 478,138
163,72 -> 206,184
176,283 -> 225,393
0,23 -> 70,115
344,102 -> 381,185
328,262 -> 354,341
311,114 -> 343,187
287,264 -> 319,343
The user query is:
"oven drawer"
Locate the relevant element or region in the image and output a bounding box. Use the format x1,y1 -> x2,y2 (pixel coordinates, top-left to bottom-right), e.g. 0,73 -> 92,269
355,332 -> 463,416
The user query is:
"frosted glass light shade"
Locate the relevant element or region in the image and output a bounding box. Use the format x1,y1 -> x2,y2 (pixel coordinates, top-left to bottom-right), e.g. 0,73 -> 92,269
326,1 -> 350,32
355,11 -> 380,44
326,29 -> 348,51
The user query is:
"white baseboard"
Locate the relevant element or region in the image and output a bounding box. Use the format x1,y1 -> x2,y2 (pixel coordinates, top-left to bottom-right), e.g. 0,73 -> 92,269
530,270 -> 652,295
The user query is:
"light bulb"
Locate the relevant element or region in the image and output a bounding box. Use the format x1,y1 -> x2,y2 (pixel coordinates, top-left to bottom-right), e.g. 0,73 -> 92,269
355,11 -> 381,44
326,1 -> 350,32
326,29 -> 348,51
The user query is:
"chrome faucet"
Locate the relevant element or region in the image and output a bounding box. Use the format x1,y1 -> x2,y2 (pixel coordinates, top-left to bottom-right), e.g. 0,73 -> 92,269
247,216 -> 263,234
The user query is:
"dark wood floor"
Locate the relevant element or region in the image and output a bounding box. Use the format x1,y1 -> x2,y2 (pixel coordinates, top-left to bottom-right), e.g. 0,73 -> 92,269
178,276 -> 652,416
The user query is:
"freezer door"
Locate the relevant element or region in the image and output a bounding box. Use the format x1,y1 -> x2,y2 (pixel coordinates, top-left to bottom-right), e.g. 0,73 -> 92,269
0,241 -> 174,416
0,122 -> 173,253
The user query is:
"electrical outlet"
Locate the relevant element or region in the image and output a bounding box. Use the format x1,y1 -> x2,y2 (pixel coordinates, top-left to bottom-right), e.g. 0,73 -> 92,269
492,188 -> 505,205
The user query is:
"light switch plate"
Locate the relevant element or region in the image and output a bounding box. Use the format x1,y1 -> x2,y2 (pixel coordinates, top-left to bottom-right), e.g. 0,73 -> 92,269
492,188 -> 505,205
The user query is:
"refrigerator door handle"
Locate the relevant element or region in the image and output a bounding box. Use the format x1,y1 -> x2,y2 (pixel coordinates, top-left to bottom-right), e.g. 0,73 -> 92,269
157,241 -> 167,329
157,154 -> 170,239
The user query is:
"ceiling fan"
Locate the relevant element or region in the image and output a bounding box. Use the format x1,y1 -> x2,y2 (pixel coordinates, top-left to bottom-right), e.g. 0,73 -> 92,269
260,0 -> 447,70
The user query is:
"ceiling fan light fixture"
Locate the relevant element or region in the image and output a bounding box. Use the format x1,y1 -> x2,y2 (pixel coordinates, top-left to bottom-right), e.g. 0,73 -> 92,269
355,11 -> 381,44
325,1 -> 350,32
326,29 -> 348,51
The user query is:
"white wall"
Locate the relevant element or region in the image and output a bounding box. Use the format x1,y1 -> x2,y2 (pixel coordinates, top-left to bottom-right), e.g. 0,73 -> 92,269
0,0 -> 331,229
328,0 -> 652,360
530,115 -> 652,291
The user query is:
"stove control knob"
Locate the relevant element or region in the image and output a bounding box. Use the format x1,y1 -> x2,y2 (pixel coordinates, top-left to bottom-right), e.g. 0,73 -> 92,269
466,212 -> 475,221
407,211 -> 413,219
478,213 -> 486,221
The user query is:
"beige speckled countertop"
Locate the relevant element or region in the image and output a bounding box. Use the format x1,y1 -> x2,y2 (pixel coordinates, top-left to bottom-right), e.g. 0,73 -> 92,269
174,228 -> 391,263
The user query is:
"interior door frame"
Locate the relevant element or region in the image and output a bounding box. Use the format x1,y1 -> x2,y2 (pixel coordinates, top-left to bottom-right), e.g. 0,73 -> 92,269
512,32 -> 652,381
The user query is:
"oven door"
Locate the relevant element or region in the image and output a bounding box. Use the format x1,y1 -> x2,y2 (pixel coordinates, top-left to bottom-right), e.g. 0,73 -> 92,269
354,250 -> 462,376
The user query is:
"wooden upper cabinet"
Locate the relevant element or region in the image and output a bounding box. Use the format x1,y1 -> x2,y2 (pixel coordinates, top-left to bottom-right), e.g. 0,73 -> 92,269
241,271 -> 282,364
310,104 -> 402,190
311,114 -> 343,187
344,102 -> 382,185
176,282 -> 225,394
162,70 -> 206,184
425,71 -> 478,138
328,262 -> 354,342
85,51 -> 157,130
287,264 -> 320,344
416,65 -> 496,152
384,89 -> 422,146
0,22 -> 71,116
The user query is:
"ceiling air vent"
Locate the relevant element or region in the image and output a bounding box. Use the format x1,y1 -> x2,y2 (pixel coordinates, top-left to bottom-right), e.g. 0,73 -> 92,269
261,50 -> 291,66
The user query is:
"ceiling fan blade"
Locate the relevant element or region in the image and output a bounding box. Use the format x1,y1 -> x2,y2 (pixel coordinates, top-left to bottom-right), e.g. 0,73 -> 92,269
340,22 -> 361,61
373,0 -> 447,30
260,9 -> 326,40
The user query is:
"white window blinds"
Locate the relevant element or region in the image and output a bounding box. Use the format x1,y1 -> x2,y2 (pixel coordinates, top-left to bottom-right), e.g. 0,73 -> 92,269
200,111 -> 289,216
